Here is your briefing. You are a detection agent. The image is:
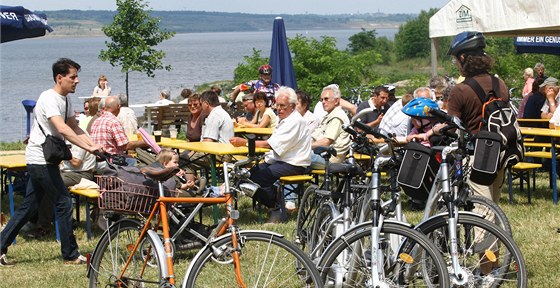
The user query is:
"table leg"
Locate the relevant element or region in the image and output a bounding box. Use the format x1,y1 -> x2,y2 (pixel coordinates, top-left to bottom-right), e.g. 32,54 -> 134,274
210,155 -> 219,224
551,138 -> 557,205
147,106 -> 153,134
7,171 -> 16,244
85,200 -> 92,240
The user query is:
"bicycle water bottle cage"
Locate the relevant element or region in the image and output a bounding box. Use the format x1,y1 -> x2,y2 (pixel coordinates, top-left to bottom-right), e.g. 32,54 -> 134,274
313,146 -> 337,160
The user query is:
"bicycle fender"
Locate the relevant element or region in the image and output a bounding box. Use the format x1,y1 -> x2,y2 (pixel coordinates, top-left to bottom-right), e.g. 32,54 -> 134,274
87,218 -> 144,278
147,229 -> 169,279
414,211 -> 485,232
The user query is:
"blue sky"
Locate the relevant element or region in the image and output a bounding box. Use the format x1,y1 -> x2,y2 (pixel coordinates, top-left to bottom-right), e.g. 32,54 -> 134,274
3,0 -> 450,14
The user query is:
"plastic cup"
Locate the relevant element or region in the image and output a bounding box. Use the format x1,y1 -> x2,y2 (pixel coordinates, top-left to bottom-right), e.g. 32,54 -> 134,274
153,130 -> 162,142
169,129 -> 177,140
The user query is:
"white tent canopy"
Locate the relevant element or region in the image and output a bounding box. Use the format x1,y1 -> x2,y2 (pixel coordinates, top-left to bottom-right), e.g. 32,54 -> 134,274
429,0 -> 560,75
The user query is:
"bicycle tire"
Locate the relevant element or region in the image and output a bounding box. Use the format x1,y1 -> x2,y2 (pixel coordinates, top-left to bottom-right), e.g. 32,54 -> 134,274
296,184 -> 321,249
319,221 -> 450,287
183,231 -> 323,287
416,213 -> 527,288
89,219 -> 163,288
466,195 -> 512,236
309,202 -> 339,261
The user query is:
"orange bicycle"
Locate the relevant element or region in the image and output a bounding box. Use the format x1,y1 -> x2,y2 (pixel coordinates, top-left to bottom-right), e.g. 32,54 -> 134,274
86,141 -> 322,288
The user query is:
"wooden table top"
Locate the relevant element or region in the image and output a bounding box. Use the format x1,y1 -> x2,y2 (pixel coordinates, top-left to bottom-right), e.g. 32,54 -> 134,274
520,127 -> 560,138
0,154 -> 26,169
159,138 -> 270,155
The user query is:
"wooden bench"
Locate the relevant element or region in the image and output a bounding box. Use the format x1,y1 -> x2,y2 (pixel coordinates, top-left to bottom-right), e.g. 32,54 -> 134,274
507,162 -> 542,204
523,151 -> 560,159
278,175 -> 314,222
142,104 -> 191,131
69,188 -> 100,240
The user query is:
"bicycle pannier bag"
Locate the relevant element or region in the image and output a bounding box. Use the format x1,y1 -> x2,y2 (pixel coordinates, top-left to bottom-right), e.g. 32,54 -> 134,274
471,130 -> 501,185
42,135 -> 72,164
397,141 -> 438,201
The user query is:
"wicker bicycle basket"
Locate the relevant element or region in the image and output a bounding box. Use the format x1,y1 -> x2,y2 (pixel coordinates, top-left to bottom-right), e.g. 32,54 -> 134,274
96,175 -> 162,214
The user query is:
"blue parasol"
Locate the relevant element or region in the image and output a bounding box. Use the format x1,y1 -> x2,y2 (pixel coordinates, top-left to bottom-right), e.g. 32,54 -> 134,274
1,5 -> 53,43
269,17 -> 297,90
514,36 -> 560,55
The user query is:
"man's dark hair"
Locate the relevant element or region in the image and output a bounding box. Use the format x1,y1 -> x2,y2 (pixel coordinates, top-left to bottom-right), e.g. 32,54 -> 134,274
200,90 -> 220,107
296,90 -> 311,111
532,77 -> 545,93
52,58 -> 81,82
373,85 -> 390,97
253,91 -> 269,107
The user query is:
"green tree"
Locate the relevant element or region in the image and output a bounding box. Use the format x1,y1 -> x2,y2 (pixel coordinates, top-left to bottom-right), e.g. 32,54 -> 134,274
99,0 -> 175,101
394,9 -> 437,60
347,28 -> 377,54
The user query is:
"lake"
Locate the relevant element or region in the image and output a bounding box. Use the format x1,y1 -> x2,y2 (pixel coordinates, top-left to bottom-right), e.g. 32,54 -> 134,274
0,28 -> 397,142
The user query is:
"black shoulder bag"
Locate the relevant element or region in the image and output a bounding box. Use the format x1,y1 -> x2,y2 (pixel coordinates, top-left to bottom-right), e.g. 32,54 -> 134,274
37,97 -> 72,164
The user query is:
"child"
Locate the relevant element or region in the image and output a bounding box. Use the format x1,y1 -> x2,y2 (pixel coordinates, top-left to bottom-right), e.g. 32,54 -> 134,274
156,149 -> 201,196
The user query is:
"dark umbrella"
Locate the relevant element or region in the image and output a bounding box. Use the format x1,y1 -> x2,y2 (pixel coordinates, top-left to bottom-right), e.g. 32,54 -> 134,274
1,5 -> 53,43
269,17 -> 297,90
514,36 -> 560,55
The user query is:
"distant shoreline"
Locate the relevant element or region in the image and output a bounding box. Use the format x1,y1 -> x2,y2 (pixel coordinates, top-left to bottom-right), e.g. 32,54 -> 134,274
46,23 -> 400,38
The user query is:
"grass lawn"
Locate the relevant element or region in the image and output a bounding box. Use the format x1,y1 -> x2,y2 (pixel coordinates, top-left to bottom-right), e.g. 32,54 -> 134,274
1,171 -> 559,287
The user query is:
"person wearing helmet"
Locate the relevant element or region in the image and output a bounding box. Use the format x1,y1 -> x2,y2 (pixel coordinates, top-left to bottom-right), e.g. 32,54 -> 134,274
433,31 -> 510,278
231,64 -> 280,107
401,97 -> 439,147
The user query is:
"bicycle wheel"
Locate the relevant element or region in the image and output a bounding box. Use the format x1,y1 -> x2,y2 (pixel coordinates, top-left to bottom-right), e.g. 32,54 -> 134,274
417,213 -> 527,288
465,195 -> 512,236
184,231 -> 323,287
308,202 -> 338,261
296,184 -> 321,249
89,219 -> 163,288
319,221 -> 450,287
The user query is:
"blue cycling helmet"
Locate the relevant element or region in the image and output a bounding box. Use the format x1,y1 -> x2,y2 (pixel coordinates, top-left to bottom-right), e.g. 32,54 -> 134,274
402,98 -> 439,118
447,31 -> 486,57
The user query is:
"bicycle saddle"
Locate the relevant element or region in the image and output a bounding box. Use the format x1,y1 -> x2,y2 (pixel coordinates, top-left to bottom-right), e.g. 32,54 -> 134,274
313,146 -> 337,159
140,166 -> 180,182
328,162 -> 364,176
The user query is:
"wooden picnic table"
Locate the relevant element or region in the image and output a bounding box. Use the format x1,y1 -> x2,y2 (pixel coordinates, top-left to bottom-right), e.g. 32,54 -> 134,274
0,154 -> 27,219
520,127 -> 560,204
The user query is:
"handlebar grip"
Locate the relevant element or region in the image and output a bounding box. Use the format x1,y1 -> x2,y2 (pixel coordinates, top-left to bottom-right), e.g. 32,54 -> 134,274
93,150 -> 108,160
343,124 -> 358,137
353,120 -> 387,140
426,107 -> 453,123
246,134 -> 256,158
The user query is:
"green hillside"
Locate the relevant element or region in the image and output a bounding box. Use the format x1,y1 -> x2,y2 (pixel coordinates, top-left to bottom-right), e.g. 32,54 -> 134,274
41,10 -> 413,36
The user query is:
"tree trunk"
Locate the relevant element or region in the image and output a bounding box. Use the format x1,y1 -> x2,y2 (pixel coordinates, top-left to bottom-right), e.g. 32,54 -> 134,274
125,71 -> 129,105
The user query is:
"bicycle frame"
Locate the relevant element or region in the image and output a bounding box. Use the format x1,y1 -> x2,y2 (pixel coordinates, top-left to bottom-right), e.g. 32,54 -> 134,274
95,161 -> 248,287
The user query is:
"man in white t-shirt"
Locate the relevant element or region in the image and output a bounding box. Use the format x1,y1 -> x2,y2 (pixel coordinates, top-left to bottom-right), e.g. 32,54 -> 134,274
1,58 -> 102,266
230,87 -> 311,223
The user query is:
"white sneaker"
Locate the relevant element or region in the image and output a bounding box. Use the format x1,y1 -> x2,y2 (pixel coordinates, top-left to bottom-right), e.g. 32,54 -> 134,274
285,201 -> 296,212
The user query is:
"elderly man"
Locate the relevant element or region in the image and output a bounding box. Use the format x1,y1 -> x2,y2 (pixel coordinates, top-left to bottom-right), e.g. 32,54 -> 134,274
356,86 -> 390,130
230,86 -> 310,223
310,84 -> 352,169
90,96 -> 146,158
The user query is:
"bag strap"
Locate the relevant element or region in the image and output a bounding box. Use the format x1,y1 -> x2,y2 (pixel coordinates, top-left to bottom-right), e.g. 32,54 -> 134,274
36,97 -> 68,138
463,75 -> 500,104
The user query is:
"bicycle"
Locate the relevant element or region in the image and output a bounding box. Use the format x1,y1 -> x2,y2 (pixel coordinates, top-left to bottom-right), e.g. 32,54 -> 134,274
411,109 -> 527,287
87,140 -> 323,288
317,119 -> 451,287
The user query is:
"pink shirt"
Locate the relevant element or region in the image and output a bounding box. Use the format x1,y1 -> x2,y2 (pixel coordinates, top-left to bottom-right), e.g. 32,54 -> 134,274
91,111 -> 129,154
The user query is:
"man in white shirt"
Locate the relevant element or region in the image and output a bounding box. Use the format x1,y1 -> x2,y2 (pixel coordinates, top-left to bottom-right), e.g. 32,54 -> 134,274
1,58 -> 102,266
230,86 -> 311,223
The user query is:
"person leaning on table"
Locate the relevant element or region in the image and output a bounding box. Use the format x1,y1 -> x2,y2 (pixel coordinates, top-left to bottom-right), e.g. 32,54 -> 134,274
0,58 -> 103,267
230,86 -> 311,224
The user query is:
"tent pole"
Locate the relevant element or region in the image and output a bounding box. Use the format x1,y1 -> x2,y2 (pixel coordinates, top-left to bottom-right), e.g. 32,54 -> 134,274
431,38 -> 438,77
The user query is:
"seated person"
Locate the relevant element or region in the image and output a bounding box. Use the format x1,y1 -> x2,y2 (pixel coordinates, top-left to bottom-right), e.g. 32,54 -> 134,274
157,149 -> 206,197
155,89 -> 175,105
90,96 -> 148,168
310,84 -> 351,169
230,87 -> 310,223
184,93 -> 207,142
61,142 -> 97,187
236,91 -> 277,129
356,85 -> 391,131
